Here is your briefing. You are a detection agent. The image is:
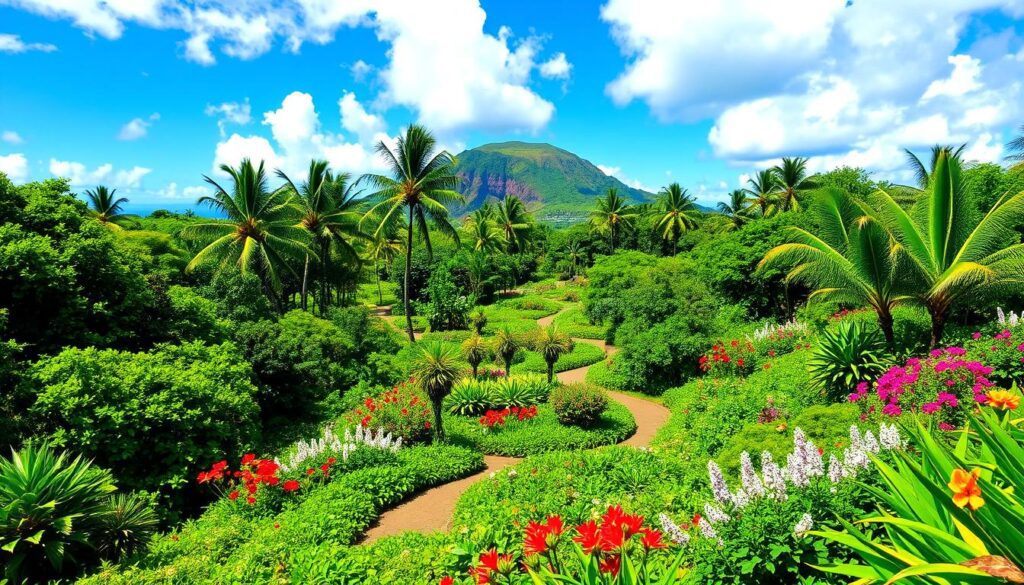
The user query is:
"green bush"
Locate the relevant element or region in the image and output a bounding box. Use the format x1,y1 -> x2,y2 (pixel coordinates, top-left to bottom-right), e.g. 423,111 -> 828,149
552,305 -> 605,339
447,402 -> 635,456
164,285 -> 230,343
550,383 -> 608,427
420,268 -> 472,331
516,342 -> 605,374
24,342 -> 261,522
583,358 -> 630,390
448,374 -> 550,415
808,321 -> 889,401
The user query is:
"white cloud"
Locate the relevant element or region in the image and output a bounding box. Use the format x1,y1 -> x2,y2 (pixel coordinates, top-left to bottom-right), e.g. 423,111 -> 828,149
205,99 -> 252,136
962,132 -> 1003,163
539,52 -> 571,79
596,163 -> 654,192
597,164 -> 621,177
2,131 -> 23,145
0,33 -> 57,53
350,59 -> 373,82
117,113 -> 159,141
49,159 -> 152,188
213,91 -> 392,183
183,185 -> 211,198
0,153 -> 28,182
603,0 -> 1024,181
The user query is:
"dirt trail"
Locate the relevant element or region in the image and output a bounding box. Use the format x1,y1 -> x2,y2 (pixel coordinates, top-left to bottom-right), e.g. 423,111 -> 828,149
361,288 -> 669,544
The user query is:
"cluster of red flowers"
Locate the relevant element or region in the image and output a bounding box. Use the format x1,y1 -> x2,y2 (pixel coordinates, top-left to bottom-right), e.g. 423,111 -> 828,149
197,454 -> 295,505
700,339 -> 758,376
479,405 -> 538,428
831,307 -> 869,321
303,456 -> 338,479
345,379 -> 434,442
439,506 -> 668,584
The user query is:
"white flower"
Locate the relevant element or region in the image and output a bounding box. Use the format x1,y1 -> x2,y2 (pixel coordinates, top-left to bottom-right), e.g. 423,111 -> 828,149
659,513 -> 691,545
879,423 -> 902,450
793,513 -> 814,537
739,451 -> 766,499
703,503 -> 731,524
707,461 -> 733,505
507,468 -> 518,477
863,430 -> 880,454
761,451 -> 788,500
828,455 -> 843,484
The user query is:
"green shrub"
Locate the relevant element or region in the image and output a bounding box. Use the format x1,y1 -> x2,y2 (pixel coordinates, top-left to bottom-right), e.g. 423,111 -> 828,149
24,342 -> 260,522
164,285 -> 231,343
489,374 -> 549,407
517,342 -> 605,374
552,305 -> 605,339
449,379 -> 492,416
808,321 -> 889,401
550,383 -> 608,427
583,358 -> 630,390
420,269 -> 472,331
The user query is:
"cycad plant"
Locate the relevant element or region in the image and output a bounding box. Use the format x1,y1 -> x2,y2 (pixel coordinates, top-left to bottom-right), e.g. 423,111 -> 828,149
84,185 -> 138,230
410,341 -> 464,442
760,187 -> 909,347
363,125 -> 465,342
0,443 -> 115,583
807,321 -> 888,401
532,325 -> 575,384
494,327 -> 521,376
185,159 -> 308,309
94,492 -> 158,562
461,333 -> 491,378
654,182 -> 700,255
869,150 -> 1024,346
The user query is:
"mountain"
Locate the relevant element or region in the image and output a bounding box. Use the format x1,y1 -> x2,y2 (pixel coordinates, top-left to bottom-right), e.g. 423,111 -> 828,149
452,142 -> 655,224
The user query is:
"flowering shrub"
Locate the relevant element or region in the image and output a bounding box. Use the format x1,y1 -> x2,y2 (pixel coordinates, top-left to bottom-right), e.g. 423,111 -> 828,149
751,319 -> 811,358
830,307 -> 870,321
964,327 -> 1024,387
343,379 -> 433,444
550,383 -> 608,428
275,425 -> 403,473
478,405 -> 538,429
699,339 -> 758,377
440,506 -> 682,584
196,454 -> 315,505
849,347 -> 995,429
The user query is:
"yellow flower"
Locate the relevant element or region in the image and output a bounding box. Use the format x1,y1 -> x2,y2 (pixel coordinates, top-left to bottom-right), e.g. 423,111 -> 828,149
948,468 -> 985,511
986,390 -> 1020,411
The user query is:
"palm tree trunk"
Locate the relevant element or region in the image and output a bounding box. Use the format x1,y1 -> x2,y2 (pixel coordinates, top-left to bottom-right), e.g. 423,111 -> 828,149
876,306 -> 895,348
300,255 -> 310,311
320,240 -> 330,315
404,206 -> 416,343
928,303 -> 947,349
375,261 -> 383,305
547,361 -> 554,385
431,398 -> 445,443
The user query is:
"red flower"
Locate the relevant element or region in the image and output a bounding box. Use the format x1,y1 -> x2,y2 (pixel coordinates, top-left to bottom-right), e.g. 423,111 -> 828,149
691,513 -> 701,527
424,421 -> 432,429
478,549 -> 500,572
440,578 -> 454,585
240,453 -> 256,466
639,528 -> 667,550
228,490 -> 239,501
246,495 -> 256,505
523,521 -> 549,555
327,457 -> 337,465
573,520 -> 601,554
361,415 -> 372,427
306,468 -> 315,476
197,471 -> 209,483
598,555 -> 621,576
282,480 -> 300,492
274,522 -> 281,529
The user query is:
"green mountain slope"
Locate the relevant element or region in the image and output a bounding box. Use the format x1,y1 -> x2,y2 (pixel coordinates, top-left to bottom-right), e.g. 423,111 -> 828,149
453,142 -> 655,223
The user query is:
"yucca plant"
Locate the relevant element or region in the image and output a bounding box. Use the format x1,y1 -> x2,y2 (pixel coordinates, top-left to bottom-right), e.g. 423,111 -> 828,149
461,334 -> 491,378
494,327 -> 521,377
410,341 -> 465,442
807,321 -> 889,401
94,492 -> 159,562
0,443 -> 116,583
448,379 -> 491,416
812,393 -> 1024,583
490,377 -> 534,409
532,325 -> 575,384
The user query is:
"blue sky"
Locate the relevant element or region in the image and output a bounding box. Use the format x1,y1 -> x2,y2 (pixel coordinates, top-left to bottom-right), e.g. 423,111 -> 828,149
1,0 -> 1023,213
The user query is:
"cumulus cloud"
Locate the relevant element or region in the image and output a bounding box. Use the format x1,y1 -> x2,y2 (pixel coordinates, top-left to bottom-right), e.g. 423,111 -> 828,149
0,33 -> 57,53
539,52 -> 572,79
596,163 -> 654,192
212,91 -> 393,183
49,159 -> 152,188
205,99 -> 252,136
2,131 -> 23,145
350,59 -> 373,82
603,0 -> 1024,179
0,153 -> 28,182
117,113 -> 160,141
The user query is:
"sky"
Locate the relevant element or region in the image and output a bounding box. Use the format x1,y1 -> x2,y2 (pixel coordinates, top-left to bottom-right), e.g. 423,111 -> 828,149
1,0 -> 1024,213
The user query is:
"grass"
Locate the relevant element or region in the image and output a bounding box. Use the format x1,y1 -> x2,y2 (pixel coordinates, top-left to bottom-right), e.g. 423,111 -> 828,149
552,306 -> 605,339
446,402 -> 636,457
515,342 -> 606,374
356,281 -> 399,307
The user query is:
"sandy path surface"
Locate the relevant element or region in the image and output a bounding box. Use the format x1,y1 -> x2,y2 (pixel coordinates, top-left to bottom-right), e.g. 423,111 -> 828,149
361,286 -> 668,544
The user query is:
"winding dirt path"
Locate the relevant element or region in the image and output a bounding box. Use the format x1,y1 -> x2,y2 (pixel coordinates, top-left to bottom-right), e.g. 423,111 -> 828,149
360,292 -> 669,544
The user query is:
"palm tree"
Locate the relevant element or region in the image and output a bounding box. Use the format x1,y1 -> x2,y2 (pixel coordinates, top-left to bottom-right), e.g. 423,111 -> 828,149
362,125 -> 465,342
773,157 -> 811,212
278,160 -> 367,313
1007,125 -> 1024,172
759,188 -> 908,346
654,183 -> 700,255
84,186 -> 137,230
494,195 -> 533,253
185,159 -> 308,309
494,327 -> 521,376
744,170 -> 779,217
869,150 -> 1024,347
590,188 -> 638,253
717,189 -> 751,231
463,205 -> 504,253
904,145 -> 966,189
565,239 -> 585,278
532,325 -> 574,384
410,341 -> 464,442
365,227 -> 403,305
461,334 -> 490,378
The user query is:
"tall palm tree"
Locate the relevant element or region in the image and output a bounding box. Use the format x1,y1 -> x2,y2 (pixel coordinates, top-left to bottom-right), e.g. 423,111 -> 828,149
278,160 -> 367,313
759,188 -> 908,346
773,157 -> 811,212
185,159 -> 308,309
494,195 -> 533,253
904,145 -> 966,189
654,182 -> 700,255
744,170 -> 779,217
717,189 -> 751,231
532,325 -> 574,384
869,150 -> 1024,347
590,188 -> 638,253
84,186 -> 137,230
362,125 -> 465,342
463,205 -> 503,253
410,341 -> 464,442
1007,125 -> 1024,172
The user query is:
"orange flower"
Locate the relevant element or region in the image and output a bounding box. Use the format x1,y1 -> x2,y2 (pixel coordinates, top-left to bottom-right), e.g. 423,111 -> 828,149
986,390 -> 1020,410
948,468 -> 985,511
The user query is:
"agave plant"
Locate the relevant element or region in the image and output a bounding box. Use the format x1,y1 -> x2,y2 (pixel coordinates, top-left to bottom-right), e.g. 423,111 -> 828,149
448,380 -> 492,416
807,321 -> 889,401
94,492 -> 158,562
0,443 -> 116,583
